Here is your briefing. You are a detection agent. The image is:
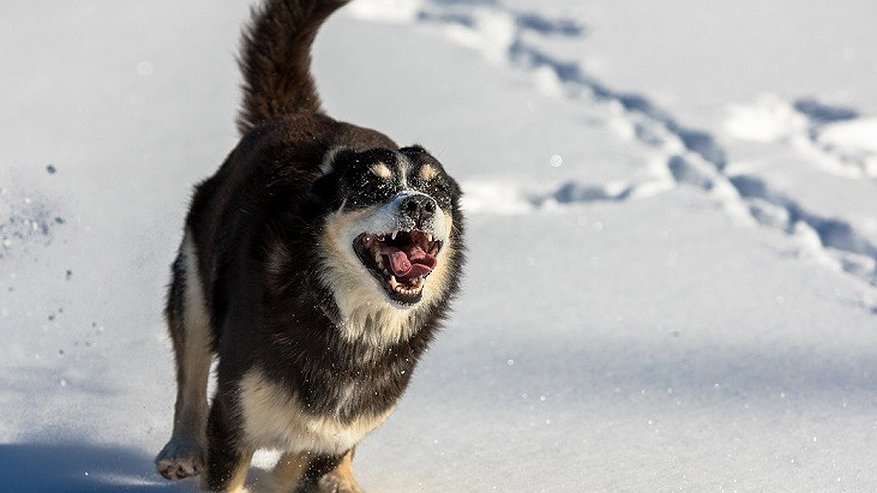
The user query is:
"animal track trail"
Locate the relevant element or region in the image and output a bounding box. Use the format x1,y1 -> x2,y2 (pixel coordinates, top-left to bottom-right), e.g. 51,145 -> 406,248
730,174 -> 877,286
348,0 -> 877,306
793,99 -> 877,181
725,95 -> 877,181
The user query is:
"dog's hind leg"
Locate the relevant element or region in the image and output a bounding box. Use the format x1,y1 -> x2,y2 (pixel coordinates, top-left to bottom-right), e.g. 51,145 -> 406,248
156,232 -> 214,481
318,449 -> 364,493
264,450 -> 352,493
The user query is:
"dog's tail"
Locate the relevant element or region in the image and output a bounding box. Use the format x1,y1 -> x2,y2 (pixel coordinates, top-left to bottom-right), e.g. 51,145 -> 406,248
236,0 -> 349,135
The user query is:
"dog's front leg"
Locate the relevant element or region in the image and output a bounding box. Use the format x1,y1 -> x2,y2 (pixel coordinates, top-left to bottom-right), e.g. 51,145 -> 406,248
203,397 -> 253,493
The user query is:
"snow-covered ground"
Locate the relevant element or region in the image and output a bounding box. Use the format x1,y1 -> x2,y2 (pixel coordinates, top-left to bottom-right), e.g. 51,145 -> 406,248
2,0 -> 877,491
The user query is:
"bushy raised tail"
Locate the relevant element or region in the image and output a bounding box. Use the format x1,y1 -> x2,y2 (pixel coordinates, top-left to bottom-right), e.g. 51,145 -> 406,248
237,0 -> 349,135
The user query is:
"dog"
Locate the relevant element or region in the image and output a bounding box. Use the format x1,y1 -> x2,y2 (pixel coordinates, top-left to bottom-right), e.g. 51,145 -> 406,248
153,1 -> 465,492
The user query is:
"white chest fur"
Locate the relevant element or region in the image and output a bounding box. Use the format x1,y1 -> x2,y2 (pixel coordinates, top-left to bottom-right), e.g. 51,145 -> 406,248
237,369 -> 394,455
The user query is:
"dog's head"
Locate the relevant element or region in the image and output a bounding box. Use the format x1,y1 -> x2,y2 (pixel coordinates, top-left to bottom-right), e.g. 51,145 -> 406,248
313,145 -> 462,314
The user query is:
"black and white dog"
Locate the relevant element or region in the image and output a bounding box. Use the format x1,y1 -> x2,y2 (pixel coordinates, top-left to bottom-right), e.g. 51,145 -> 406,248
154,1 -> 465,491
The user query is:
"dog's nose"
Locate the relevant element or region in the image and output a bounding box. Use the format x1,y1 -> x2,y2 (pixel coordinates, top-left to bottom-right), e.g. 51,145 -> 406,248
401,195 -> 437,226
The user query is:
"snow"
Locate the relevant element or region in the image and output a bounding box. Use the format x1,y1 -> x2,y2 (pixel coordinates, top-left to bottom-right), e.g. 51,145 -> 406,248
818,118 -> 877,154
3,0 -> 877,491
724,95 -> 809,144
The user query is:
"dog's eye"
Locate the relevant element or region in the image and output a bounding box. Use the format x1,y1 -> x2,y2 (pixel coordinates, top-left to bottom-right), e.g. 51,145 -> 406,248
356,173 -> 395,192
371,179 -> 398,198
341,172 -> 399,209
415,179 -> 451,208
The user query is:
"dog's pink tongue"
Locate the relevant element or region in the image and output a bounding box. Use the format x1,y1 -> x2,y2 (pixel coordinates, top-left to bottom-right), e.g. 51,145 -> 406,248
385,245 -> 436,282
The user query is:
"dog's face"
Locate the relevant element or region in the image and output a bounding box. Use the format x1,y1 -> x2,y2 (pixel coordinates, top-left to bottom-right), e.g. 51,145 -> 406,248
314,146 -> 462,310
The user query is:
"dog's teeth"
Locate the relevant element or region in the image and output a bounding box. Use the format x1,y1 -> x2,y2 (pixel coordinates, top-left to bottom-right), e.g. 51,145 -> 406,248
426,233 -> 433,243
388,275 -> 399,288
391,230 -> 398,240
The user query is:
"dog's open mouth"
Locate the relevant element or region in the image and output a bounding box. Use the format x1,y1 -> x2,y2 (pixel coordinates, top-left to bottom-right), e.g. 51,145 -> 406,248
354,230 -> 442,303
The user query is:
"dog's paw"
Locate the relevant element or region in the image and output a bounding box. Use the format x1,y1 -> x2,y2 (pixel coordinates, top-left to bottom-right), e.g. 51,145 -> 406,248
155,437 -> 204,481
318,473 -> 365,493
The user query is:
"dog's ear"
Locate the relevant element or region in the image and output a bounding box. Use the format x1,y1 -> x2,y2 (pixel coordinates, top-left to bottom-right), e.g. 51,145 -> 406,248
318,146 -> 352,176
399,144 -> 444,173
311,147 -> 353,206
398,144 -> 428,155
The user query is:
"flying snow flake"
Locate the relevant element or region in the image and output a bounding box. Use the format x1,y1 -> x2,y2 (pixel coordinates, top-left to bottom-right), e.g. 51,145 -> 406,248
77,1 -> 96,16
137,61 -> 154,77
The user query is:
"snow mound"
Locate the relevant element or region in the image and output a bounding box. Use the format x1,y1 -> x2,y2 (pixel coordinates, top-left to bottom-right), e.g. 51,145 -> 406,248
725,94 -> 808,143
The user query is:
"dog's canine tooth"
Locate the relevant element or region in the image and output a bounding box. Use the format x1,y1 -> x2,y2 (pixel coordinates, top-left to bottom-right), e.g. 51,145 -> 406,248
426,233 -> 433,243
391,230 -> 398,240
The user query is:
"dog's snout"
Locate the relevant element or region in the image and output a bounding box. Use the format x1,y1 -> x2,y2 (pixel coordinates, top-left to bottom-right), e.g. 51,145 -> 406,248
400,195 -> 437,225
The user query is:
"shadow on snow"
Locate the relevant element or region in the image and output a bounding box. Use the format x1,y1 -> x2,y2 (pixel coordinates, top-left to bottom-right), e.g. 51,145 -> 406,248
0,443 -> 182,493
